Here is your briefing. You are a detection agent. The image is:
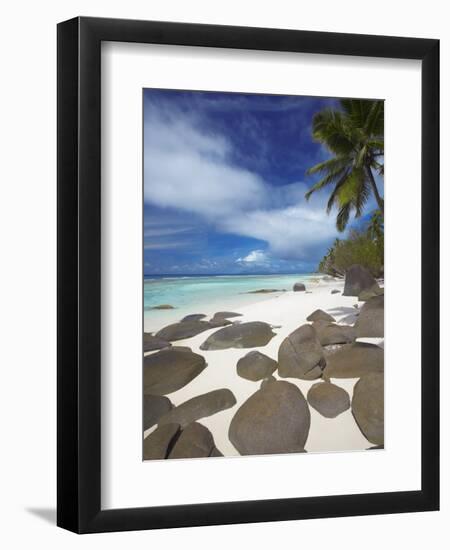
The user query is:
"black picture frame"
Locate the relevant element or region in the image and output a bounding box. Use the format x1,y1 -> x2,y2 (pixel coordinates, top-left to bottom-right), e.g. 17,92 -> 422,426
57,16 -> 440,534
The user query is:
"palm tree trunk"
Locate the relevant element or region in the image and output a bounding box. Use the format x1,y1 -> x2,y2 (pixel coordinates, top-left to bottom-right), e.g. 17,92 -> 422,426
366,165 -> 384,212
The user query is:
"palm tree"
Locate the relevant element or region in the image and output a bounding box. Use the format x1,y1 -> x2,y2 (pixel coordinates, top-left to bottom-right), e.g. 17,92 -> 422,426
305,99 -> 384,231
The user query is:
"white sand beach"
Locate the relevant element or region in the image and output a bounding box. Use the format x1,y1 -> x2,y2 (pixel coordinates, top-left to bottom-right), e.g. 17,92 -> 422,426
144,277 -> 383,456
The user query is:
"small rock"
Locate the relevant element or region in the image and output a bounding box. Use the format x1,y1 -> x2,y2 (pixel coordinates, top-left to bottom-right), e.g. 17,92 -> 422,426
209,312 -> 241,326
211,311 -> 242,321
155,320 -> 213,341
343,265 -> 377,297
307,382 -> 350,418
168,422 -> 215,459
306,309 -> 335,323
200,322 -> 276,351
150,304 -> 175,310
158,389 -> 236,428
144,347 -> 206,395
331,289 -> 341,294
352,372 -> 384,446
237,351 -> 278,381
181,313 -> 206,322
143,423 -> 180,460
247,289 -> 284,294
228,381 -> 310,455
143,394 -> 173,430
278,324 -> 324,380
293,282 -> 306,292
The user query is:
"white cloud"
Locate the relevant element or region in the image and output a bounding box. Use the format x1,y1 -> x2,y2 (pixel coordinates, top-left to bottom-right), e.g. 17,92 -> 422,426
144,241 -> 188,250
222,201 -> 337,260
144,226 -> 193,238
236,250 -> 269,264
144,105 -> 267,219
144,102 -> 340,261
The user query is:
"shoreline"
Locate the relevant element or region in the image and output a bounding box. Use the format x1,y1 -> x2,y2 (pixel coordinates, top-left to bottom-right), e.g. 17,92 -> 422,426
143,273 -> 337,334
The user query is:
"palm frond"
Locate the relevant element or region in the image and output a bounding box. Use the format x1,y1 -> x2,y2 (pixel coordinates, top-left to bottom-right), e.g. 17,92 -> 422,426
336,202 -> 352,232
364,100 -> 384,136
304,167 -> 347,200
311,110 -> 354,155
336,168 -> 362,205
306,156 -> 349,176
354,144 -> 368,169
340,99 -> 376,130
334,168 -> 369,219
326,172 -> 350,213
354,180 -> 371,217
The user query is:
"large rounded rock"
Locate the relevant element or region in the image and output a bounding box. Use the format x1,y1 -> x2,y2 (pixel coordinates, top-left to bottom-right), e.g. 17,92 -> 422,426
358,284 -> 384,302
144,347 -> 206,395
158,389 -> 236,428
278,324 -> 324,380
228,380 -> 310,455
143,333 -> 172,352
200,322 -> 276,351
307,382 -> 350,418
237,351 -> 278,381
293,282 -> 306,292
313,321 -> 355,346
168,422 -> 215,459
352,372 -> 384,445
143,423 -> 180,460
343,264 -> 377,296
354,295 -> 384,338
155,320 -> 213,341
143,394 -> 173,430
306,309 -> 335,323
323,342 -> 383,380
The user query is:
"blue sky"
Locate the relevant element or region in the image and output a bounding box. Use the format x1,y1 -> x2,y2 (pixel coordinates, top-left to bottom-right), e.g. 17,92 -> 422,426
143,89 -> 381,275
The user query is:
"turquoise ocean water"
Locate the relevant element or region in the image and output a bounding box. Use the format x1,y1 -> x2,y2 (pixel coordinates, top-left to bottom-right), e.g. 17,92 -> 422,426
143,273 -> 318,332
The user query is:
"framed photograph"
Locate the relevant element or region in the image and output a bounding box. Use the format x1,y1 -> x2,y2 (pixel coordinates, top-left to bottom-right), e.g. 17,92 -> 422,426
57,17 -> 439,533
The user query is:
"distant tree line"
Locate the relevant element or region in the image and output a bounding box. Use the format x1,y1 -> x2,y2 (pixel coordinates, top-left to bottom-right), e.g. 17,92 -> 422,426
318,212 -> 384,278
